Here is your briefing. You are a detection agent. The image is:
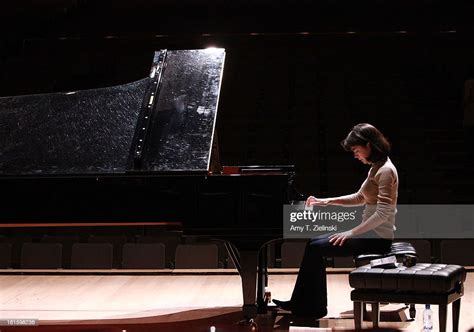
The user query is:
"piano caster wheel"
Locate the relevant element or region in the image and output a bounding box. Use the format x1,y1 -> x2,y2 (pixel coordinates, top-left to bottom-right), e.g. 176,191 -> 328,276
249,319 -> 258,331
238,318 -> 259,331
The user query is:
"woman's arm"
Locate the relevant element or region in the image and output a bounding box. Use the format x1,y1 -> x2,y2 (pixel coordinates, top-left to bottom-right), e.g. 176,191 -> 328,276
306,189 -> 366,207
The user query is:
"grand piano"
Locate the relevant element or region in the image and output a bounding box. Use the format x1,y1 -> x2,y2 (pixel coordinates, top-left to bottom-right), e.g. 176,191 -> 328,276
0,49 -> 298,318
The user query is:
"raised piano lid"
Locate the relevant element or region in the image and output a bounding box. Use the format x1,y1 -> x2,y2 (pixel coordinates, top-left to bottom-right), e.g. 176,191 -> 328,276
0,49 -> 225,176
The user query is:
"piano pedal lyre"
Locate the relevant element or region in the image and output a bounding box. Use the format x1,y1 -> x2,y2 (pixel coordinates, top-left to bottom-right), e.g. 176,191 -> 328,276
264,286 -> 272,304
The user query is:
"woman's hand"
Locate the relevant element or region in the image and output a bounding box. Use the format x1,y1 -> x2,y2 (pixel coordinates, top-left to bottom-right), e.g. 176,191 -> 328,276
306,196 -> 329,207
328,230 -> 353,246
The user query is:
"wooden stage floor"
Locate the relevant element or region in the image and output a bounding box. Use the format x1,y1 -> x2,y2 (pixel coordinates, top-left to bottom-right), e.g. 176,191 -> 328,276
0,271 -> 473,331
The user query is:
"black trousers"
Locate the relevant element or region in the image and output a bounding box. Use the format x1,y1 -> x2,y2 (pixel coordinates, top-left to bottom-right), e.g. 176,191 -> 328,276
290,233 -> 392,316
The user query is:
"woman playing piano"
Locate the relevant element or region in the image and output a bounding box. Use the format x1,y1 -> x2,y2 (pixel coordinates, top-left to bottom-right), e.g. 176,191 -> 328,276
273,123 -> 398,320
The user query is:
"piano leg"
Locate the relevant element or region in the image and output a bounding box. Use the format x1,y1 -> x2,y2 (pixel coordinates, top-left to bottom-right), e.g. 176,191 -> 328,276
239,250 -> 259,318
224,243 -> 268,318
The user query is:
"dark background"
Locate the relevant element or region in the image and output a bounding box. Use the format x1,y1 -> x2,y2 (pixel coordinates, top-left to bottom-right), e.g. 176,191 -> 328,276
1,0 -> 474,205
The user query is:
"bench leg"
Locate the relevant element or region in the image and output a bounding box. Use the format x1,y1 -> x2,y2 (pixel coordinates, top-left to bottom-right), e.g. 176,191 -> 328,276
439,304 -> 447,332
409,303 -> 416,319
354,301 -> 363,330
371,302 -> 380,328
452,299 -> 461,332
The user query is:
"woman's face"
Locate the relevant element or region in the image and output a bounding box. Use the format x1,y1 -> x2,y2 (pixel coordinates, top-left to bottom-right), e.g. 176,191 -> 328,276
351,144 -> 371,164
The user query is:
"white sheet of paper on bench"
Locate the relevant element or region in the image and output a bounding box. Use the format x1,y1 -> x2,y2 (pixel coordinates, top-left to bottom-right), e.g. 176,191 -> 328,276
370,255 -> 397,269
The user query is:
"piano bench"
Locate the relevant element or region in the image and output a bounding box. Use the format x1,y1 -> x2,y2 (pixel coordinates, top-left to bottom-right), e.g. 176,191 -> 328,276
349,263 -> 466,332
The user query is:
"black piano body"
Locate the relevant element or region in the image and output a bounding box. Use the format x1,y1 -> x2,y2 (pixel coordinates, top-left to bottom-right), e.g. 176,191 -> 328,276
0,49 -> 297,318
2,170 -> 295,317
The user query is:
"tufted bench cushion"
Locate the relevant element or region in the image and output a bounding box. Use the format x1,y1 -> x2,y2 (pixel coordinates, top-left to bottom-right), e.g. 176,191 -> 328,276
350,263 -> 466,293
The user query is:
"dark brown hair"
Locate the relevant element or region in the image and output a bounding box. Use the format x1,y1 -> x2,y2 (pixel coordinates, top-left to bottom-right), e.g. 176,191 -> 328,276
340,123 -> 391,163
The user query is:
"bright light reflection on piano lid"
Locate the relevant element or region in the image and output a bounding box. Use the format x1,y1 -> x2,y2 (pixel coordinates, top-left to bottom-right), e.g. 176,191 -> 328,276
203,47 -> 224,54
